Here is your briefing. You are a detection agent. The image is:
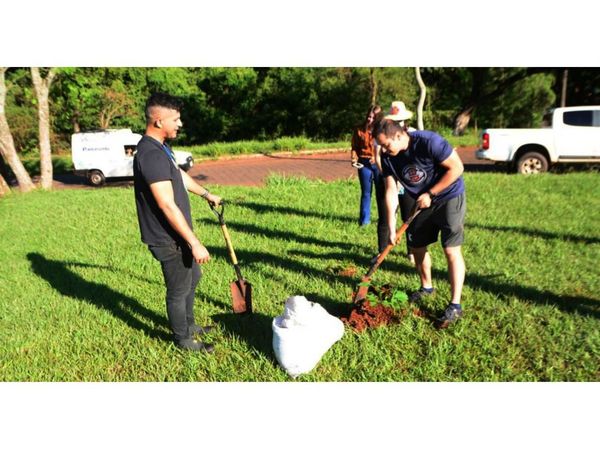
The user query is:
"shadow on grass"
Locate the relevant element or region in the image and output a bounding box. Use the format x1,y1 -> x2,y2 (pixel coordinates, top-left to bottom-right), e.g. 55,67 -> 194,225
469,222 -> 600,245
211,311 -> 276,361
229,199 -> 354,224
27,253 -> 171,341
197,217 -> 357,251
204,245 -> 359,292
465,271 -> 600,319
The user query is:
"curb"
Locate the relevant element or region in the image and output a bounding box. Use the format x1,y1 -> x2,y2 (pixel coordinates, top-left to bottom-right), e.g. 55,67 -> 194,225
192,147 -> 349,163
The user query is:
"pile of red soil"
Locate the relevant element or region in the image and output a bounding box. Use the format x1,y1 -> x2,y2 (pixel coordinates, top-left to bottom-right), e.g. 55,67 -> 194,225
342,300 -> 405,332
341,285 -> 415,332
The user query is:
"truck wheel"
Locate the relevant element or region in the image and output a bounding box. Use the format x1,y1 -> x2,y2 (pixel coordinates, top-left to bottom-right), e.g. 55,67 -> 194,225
87,170 -> 106,186
516,152 -> 548,174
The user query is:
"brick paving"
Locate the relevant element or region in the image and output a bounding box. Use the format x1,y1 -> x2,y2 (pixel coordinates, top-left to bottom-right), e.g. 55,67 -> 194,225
189,146 -> 489,187
45,146 -> 489,189
188,150 -> 354,186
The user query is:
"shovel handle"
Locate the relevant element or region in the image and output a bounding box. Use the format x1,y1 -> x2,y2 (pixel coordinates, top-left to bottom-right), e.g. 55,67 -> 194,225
220,223 -> 239,266
364,206 -> 422,278
209,200 -> 243,270
210,200 -> 226,225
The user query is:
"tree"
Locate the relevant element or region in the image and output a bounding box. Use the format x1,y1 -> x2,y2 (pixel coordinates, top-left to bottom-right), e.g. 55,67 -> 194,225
449,68 -> 549,135
415,67 -> 426,130
0,170 -> 9,197
98,88 -> 135,129
31,67 -> 57,190
0,67 -> 35,193
369,68 -> 378,106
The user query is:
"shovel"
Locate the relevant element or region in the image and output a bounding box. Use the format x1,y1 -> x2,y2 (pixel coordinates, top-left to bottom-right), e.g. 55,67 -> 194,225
210,201 -> 253,314
353,206 -> 422,303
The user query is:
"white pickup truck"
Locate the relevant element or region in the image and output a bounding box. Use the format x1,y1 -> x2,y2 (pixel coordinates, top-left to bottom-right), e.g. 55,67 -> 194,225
72,129 -> 194,186
476,106 -> 600,174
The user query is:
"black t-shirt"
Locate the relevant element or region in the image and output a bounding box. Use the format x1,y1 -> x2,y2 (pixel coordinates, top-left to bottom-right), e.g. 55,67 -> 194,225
133,135 -> 192,246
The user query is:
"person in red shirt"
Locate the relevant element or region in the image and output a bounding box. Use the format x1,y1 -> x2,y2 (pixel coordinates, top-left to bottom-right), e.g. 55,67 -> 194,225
350,105 -> 387,255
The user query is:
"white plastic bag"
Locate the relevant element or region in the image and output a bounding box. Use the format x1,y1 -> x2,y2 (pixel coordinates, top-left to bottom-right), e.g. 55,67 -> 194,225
272,295 -> 344,378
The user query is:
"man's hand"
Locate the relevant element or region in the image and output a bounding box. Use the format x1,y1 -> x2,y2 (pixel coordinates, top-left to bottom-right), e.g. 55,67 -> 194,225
205,193 -> 222,207
388,229 -> 397,246
190,242 -> 211,264
416,192 -> 433,209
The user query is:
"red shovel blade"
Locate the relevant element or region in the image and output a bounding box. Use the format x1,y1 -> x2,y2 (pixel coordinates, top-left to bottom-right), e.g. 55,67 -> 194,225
230,279 -> 252,314
353,280 -> 371,303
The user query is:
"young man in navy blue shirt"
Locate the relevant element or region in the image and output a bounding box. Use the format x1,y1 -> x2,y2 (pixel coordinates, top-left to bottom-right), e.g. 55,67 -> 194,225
375,119 -> 466,327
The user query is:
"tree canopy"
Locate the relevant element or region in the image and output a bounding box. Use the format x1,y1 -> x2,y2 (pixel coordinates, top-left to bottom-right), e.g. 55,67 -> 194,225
2,67 -> 598,154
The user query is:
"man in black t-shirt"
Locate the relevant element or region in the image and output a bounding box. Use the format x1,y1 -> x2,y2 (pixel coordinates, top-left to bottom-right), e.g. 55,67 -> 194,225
134,93 -> 221,352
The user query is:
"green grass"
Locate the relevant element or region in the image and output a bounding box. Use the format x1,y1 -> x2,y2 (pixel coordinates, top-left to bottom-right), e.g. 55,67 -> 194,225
1,173 -> 598,381
174,137 -> 346,160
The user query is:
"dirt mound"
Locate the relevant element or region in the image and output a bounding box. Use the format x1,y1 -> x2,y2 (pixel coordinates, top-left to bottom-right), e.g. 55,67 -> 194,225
342,300 -> 404,332
341,284 -> 419,332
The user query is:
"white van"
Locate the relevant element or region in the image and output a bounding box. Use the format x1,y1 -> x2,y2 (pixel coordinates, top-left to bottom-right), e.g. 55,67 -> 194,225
71,129 -> 194,186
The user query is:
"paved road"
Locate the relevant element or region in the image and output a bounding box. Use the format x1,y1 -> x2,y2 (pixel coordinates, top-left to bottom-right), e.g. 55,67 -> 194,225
188,146 -> 491,187
46,146 -> 491,189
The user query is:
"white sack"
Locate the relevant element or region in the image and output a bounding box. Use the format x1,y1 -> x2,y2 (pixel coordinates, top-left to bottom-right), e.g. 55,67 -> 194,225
272,295 -> 344,378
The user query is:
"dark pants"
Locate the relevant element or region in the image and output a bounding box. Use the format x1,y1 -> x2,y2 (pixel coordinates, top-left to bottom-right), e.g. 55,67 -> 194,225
148,242 -> 202,343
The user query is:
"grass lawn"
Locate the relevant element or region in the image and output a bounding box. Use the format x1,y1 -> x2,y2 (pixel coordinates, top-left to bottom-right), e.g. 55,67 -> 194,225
0,172 -> 598,381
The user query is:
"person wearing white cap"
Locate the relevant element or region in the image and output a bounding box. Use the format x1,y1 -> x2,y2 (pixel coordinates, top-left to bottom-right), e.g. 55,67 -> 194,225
374,101 -> 416,265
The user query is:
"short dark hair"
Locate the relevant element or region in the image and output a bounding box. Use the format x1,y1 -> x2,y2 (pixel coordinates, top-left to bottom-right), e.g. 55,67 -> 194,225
144,92 -> 183,123
374,118 -> 405,138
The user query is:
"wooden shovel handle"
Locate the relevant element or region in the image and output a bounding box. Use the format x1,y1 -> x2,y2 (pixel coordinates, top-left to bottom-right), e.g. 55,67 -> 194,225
220,223 -> 239,266
364,207 -> 421,278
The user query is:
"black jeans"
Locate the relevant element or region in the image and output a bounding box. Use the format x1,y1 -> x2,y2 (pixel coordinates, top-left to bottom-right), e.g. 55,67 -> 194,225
148,242 -> 202,343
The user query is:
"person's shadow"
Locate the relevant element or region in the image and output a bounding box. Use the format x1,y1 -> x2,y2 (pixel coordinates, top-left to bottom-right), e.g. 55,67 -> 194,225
211,310 -> 276,362
27,253 -> 171,341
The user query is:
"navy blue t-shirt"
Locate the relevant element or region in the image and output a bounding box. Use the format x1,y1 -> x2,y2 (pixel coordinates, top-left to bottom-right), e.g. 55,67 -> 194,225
381,130 -> 465,203
133,135 -> 192,246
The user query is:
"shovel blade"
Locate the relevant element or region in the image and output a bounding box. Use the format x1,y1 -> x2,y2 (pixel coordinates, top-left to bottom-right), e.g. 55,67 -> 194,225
353,282 -> 370,303
230,279 -> 252,314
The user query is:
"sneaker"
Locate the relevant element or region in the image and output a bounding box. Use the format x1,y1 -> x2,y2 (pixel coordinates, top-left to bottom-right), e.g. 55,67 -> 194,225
436,304 -> 463,329
189,324 -> 214,336
408,287 -> 435,304
175,338 -> 215,353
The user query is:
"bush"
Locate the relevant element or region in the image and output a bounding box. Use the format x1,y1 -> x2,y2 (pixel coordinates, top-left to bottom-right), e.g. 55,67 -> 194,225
272,136 -> 309,152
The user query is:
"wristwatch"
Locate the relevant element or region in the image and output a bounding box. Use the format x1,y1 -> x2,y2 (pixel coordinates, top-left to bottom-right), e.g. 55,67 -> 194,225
427,189 -> 436,198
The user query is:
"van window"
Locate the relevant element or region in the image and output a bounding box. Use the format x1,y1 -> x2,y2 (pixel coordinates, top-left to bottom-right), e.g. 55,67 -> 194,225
563,110 -> 600,127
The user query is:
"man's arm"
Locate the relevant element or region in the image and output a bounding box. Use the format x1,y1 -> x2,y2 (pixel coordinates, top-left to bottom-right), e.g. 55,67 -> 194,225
149,180 -> 210,264
179,169 -> 222,206
415,149 -> 464,209
384,175 -> 399,245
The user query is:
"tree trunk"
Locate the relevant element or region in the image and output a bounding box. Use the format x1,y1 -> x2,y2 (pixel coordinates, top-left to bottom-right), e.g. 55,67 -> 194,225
369,68 -> 378,106
0,67 -> 35,193
0,173 -> 10,198
561,69 -> 568,107
415,67 -> 426,130
31,67 -> 57,190
0,171 -> 10,197
72,110 -> 80,133
453,105 -> 476,136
